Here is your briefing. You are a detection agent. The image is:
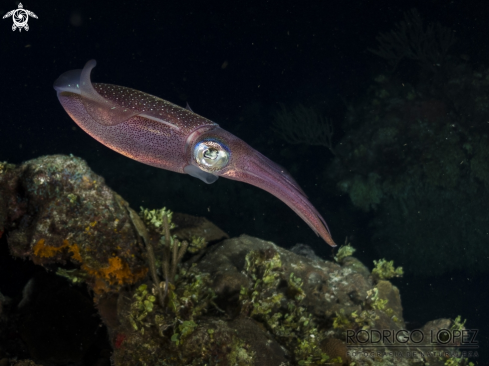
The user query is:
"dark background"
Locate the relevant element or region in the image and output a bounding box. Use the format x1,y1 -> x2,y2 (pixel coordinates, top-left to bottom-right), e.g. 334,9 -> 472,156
0,0 -> 487,362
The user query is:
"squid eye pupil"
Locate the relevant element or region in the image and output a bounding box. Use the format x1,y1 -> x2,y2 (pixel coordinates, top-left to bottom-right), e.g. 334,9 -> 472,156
193,139 -> 230,172
204,148 -> 218,160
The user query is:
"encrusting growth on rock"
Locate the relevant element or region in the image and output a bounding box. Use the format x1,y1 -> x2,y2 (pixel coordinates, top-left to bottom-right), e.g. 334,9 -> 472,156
0,155 -> 472,366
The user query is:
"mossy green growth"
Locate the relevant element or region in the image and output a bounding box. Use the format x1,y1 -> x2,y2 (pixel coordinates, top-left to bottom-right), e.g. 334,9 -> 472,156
239,249 -> 330,365
334,244 -> 356,263
372,259 -> 403,280
367,288 -> 388,310
66,193 -> 78,205
187,235 -> 208,253
172,320 -> 197,346
444,357 -> 474,366
333,306 -> 381,333
128,284 -> 156,333
239,250 -> 284,318
333,287 -> 391,332
289,272 -> 306,302
0,161 -> 15,174
351,309 -> 380,331
334,282 -> 394,333
152,264 -> 216,343
296,339 -> 331,365
120,264 -> 220,364
169,264 -> 216,321
139,206 -> 176,234
333,309 -> 352,330
450,315 -> 467,332
227,337 -> 255,366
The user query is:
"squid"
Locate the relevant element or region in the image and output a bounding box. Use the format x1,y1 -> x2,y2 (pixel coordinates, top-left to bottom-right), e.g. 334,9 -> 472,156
53,60 -> 336,247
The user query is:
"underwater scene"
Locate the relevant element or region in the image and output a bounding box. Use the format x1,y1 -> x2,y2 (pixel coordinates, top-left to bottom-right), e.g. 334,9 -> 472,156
0,0 -> 487,365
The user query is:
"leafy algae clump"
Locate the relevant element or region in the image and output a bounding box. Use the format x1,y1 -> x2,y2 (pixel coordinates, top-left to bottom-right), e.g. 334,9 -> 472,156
139,206 -> 176,233
334,243 -> 356,264
187,235 -> 208,253
128,284 -> 156,333
372,259 -> 404,280
239,249 -> 340,365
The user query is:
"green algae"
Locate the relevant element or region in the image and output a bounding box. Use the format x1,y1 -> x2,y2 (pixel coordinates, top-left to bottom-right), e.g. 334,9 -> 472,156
239,249 -> 335,365
372,259 -> 404,281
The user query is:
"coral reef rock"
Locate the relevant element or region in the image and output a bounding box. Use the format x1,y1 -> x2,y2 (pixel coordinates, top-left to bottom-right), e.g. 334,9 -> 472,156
0,155 -> 468,366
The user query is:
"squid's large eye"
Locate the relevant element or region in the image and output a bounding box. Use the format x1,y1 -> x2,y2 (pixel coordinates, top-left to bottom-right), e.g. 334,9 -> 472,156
193,139 -> 230,172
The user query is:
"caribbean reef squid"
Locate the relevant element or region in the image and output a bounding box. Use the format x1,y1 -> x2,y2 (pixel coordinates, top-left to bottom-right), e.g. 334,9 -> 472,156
53,60 -> 336,247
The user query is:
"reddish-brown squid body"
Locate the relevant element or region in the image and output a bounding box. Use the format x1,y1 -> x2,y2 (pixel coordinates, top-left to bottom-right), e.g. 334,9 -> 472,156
54,60 -> 336,247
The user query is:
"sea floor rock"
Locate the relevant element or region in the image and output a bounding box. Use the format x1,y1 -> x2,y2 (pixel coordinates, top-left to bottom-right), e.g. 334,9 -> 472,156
0,155 -> 472,366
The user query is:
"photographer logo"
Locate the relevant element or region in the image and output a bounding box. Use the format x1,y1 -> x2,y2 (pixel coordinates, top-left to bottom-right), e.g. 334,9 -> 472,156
3,3 -> 38,32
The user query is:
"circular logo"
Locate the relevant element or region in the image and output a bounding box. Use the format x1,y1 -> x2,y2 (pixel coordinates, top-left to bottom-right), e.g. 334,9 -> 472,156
12,9 -> 28,28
